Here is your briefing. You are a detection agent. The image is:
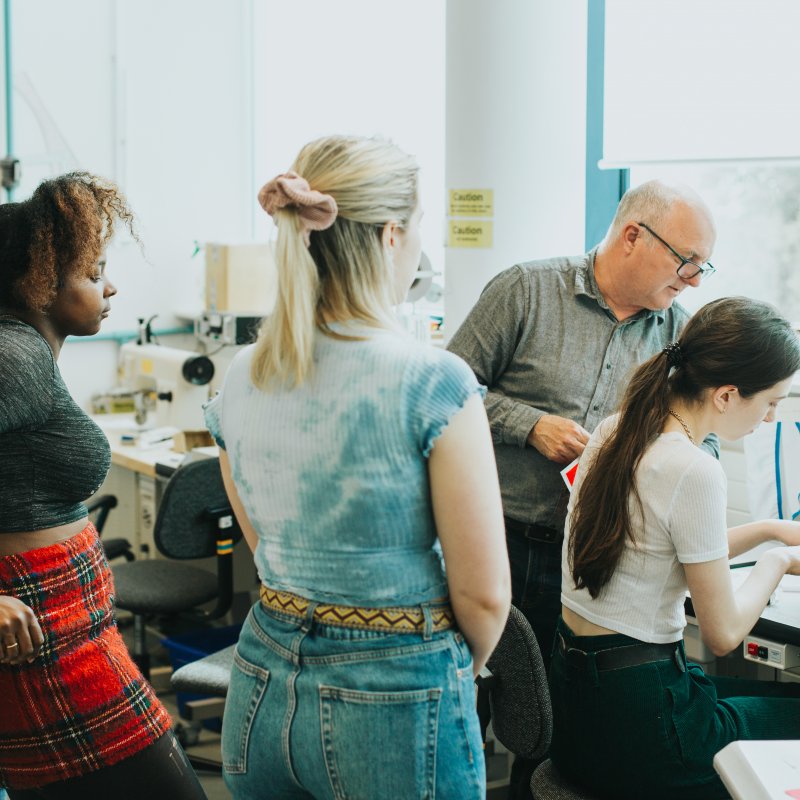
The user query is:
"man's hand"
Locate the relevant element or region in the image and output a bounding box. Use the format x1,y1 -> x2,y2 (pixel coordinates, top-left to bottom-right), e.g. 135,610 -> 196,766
527,414 -> 590,464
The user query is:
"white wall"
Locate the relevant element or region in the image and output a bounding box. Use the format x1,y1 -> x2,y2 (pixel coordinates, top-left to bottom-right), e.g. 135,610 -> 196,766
604,0 -> 800,164
4,0 -> 255,408
2,0 -> 450,409
8,0 -> 253,330
251,0 -> 446,282
443,0 -> 587,336
2,1 -> 586,408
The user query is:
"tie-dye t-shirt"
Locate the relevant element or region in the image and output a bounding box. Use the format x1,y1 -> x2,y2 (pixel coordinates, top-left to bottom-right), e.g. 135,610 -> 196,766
204,323 -> 485,607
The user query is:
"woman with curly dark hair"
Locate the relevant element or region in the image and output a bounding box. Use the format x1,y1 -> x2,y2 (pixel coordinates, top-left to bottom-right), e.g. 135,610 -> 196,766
0,173 -> 207,799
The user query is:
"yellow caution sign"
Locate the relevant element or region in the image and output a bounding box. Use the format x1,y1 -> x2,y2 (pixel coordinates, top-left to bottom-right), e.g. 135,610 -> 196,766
448,220 -> 493,249
449,189 -> 494,217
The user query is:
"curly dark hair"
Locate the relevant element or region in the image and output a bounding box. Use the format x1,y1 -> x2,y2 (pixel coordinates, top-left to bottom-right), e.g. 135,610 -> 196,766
0,172 -> 137,312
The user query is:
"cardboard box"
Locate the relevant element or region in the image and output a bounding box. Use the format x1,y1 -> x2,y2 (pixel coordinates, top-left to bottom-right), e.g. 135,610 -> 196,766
172,429 -> 215,453
205,242 -> 277,313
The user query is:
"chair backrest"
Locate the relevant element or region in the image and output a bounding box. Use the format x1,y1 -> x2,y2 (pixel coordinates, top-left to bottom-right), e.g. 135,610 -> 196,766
485,604 -> 552,761
153,457 -> 242,560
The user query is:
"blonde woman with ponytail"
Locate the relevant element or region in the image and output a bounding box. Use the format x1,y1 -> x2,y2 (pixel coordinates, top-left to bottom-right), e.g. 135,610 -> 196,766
549,297 -> 800,799
204,136 -> 509,799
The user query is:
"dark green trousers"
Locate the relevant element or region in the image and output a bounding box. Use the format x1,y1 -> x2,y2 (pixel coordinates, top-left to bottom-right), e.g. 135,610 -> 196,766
549,616 -> 800,800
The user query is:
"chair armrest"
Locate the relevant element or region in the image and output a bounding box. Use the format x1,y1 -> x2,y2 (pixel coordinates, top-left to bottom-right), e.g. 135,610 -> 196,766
86,494 -> 119,534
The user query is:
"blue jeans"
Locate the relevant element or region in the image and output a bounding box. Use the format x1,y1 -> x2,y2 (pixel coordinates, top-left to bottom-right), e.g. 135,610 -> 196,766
222,601 -> 485,799
505,529 -> 563,672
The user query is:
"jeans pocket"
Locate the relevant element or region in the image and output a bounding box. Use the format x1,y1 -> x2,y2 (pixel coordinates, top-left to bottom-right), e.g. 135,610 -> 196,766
452,633 -> 474,672
221,650 -> 270,775
664,665 -> 718,769
320,685 -> 442,800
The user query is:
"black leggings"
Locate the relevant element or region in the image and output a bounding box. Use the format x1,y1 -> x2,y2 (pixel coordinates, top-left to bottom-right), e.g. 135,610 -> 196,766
6,732 -> 208,800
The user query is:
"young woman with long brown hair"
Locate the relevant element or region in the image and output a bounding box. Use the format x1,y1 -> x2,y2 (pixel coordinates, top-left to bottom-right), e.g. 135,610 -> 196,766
551,296 -> 800,800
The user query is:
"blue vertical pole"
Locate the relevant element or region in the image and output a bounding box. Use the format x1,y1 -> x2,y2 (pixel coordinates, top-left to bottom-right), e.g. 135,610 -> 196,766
3,0 -> 14,201
585,0 -> 626,249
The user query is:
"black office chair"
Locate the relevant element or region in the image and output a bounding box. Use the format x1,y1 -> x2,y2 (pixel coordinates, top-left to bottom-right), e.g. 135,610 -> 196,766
476,606 -> 597,799
112,457 -> 243,679
170,642 -> 237,770
171,643 -> 236,710
86,494 -> 135,562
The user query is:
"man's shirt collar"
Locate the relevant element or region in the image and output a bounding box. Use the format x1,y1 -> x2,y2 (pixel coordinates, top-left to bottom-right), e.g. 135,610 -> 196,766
575,248 -> 666,324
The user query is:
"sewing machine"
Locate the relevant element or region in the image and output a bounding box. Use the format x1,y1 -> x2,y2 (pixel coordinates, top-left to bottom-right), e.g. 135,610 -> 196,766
118,342 -> 214,431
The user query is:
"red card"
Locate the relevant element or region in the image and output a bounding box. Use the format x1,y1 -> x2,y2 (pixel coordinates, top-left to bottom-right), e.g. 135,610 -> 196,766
560,458 -> 579,491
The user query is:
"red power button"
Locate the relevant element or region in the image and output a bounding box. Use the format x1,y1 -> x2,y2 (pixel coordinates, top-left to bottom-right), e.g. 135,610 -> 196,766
747,642 -> 759,656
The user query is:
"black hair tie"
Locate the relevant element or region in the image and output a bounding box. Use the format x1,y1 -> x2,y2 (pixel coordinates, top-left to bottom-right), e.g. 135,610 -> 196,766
662,341 -> 685,369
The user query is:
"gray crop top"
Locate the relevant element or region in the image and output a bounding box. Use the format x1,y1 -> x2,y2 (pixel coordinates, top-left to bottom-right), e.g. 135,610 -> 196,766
0,317 -> 111,532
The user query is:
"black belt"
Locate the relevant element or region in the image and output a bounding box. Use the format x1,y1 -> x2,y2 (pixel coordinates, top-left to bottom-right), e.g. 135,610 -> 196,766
504,516 -> 562,544
557,633 -> 685,672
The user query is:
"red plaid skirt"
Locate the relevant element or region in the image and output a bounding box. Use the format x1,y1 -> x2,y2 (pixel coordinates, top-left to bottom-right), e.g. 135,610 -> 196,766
0,523 -> 172,789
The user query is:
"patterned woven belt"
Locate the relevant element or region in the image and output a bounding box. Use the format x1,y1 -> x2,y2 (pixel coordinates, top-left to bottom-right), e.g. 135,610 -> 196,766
259,584 -> 455,633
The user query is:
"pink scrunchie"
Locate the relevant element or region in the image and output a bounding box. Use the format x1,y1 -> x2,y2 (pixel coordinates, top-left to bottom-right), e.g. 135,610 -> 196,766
257,171 -> 338,244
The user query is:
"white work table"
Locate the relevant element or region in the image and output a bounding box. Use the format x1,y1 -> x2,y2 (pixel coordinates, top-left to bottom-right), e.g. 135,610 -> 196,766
92,414 -> 255,618
749,572 -> 800,648
92,414 -> 218,555
94,414 -> 217,478
714,740 -> 800,799
685,558 -> 800,650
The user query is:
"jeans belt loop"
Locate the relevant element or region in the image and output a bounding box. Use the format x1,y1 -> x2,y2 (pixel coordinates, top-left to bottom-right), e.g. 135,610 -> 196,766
560,638 -> 600,687
301,599 -> 318,633
421,604 -> 434,642
559,633 -> 586,668
525,524 -> 558,543
674,644 -> 686,673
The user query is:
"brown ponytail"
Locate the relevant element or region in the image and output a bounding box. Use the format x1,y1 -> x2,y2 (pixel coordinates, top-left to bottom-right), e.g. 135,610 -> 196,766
569,352 -> 671,598
570,296 -> 800,598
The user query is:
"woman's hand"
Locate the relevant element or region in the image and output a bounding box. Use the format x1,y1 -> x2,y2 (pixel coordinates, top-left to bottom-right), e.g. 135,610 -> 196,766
0,596 -> 43,665
776,544 -> 800,576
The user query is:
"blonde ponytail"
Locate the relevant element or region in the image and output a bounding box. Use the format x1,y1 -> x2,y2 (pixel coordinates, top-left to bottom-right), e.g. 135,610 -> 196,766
250,211 -> 320,387
251,136 -> 419,389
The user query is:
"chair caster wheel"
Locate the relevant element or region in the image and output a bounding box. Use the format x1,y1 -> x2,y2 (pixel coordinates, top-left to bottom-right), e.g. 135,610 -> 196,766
174,721 -> 201,747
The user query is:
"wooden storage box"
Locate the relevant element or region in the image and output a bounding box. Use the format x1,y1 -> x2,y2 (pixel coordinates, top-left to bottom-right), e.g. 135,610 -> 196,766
205,242 -> 277,313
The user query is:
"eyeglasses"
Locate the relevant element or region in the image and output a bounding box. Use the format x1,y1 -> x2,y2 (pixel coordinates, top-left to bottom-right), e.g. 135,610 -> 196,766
637,221 -> 716,281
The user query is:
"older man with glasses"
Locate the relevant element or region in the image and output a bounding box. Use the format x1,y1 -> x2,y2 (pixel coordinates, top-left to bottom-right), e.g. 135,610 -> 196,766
448,179 -> 720,799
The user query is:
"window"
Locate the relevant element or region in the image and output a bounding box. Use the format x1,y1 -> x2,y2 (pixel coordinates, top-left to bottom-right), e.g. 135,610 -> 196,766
630,163 -> 800,324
